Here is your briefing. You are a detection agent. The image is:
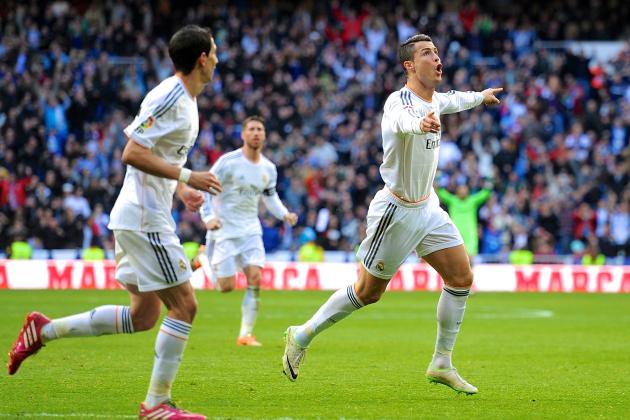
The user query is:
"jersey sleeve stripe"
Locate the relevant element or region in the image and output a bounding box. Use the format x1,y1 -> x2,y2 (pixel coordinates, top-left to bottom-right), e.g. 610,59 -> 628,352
154,89 -> 185,120
400,91 -> 408,106
151,84 -> 183,118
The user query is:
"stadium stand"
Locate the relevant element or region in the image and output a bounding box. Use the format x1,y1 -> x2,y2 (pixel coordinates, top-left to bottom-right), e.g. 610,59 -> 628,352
0,1 -> 628,263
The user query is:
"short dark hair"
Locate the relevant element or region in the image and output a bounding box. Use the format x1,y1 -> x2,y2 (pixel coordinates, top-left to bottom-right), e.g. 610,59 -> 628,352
243,115 -> 266,129
398,34 -> 433,74
168,25 -> 213,75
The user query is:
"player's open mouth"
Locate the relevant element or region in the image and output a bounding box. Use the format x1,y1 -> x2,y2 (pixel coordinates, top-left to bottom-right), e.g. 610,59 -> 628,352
436,64 -> 443,75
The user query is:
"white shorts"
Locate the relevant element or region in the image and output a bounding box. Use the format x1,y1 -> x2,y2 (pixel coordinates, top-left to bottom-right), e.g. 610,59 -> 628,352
356,188 -> 463,279
114,230 -> 192,292
206,234 -> 265,278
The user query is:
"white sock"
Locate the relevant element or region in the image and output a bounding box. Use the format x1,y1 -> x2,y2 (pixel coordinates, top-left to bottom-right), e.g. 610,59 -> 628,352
239,286 -> 260,337
144,317 -> 191,409
294,284 -> 364,347
41,305 -> 133,342
431,286 -> 470,369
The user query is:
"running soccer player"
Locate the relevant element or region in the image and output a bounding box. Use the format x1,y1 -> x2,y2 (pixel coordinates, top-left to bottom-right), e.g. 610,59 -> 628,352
7,25 -> 222,420
199,116 -> 298,346
282,34 -> 503,395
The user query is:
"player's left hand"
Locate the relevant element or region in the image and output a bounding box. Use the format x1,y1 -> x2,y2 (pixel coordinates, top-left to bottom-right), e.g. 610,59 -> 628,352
284,212 -> 298,226
481,87 -> 503,105
178,185 -> 204,212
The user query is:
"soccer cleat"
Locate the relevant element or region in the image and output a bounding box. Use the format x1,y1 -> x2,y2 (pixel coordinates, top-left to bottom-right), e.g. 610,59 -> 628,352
282,326 -> 307,382
139,401 -> 206,420
237,334 -> 262,347
426,365 -> 478,395
7,312 -> 51,375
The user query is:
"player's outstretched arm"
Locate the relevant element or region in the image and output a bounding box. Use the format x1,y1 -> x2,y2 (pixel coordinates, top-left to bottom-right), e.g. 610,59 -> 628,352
122,139 -> 222,195
438,87 -> 503,115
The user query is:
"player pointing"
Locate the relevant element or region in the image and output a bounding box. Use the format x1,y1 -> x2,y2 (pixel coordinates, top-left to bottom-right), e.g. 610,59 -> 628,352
8,25 -> 221,419
199,116 -> 297,346
282,34 -> 502,395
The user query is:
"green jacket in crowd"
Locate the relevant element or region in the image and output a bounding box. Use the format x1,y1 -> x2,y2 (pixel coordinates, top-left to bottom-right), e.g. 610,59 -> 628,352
437,188 -> 491,256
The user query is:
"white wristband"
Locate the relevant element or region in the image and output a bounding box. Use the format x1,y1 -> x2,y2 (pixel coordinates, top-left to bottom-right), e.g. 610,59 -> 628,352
178,168 -> 192,184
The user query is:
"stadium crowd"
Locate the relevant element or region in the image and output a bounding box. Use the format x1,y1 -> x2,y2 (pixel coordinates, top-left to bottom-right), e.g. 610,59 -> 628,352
0,0 -> 629,262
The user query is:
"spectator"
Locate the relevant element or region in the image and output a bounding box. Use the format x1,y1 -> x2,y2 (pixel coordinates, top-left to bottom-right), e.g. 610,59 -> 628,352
610,201 -> 630,253
298,227 -> 324,262
9,239 -> 32,259
437,183 -> 492,256
261,214 -> 282,253
82,237 -> 106,261
582,237 -> 606,266
62,184 -> 91,219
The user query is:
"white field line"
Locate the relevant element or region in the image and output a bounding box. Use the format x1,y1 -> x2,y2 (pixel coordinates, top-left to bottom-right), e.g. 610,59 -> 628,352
265,308 -> 555,320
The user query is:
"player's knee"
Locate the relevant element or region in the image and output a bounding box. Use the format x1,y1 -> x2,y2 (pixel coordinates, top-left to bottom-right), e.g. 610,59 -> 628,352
167,297 -> 198,323
247,273 -> 261,288
173,302 -> 197,323
356,289 -> 383,305
187,298 -> 198,321
219,280 -> 235,292
445,267 -> 474,289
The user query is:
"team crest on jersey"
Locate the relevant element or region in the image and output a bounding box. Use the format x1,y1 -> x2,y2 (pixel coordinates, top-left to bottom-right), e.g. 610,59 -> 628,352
179,259 -> 187,272
376,260 -> 385,272
262,174 -> 268,184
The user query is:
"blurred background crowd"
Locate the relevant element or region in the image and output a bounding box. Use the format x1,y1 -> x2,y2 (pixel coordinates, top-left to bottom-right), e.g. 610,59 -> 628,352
0,0 -> 629,263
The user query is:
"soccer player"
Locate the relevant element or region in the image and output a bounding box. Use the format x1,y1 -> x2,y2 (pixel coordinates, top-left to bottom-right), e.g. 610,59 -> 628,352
199,116 -> 298,346
282,34 -> 503,395
7,25 -> 222,420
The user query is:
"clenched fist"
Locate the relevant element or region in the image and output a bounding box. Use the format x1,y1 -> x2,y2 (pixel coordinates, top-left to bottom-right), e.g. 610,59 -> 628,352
205,218 -> 223,230
283,212 -> 298,226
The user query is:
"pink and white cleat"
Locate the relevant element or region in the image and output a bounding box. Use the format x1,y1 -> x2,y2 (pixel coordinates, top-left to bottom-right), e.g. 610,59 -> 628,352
236,334 -> 262,347
7,311 -> 51,375
139,402 -> 207,420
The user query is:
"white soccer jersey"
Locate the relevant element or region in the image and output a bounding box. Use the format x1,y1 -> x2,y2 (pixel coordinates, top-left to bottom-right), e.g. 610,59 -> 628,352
380,87 -> 484,202
200,149 -> 288,241
109,75 -> 199,233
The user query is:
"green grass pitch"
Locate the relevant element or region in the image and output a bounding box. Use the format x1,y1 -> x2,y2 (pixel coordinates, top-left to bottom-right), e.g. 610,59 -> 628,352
1,289 -> 629,419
